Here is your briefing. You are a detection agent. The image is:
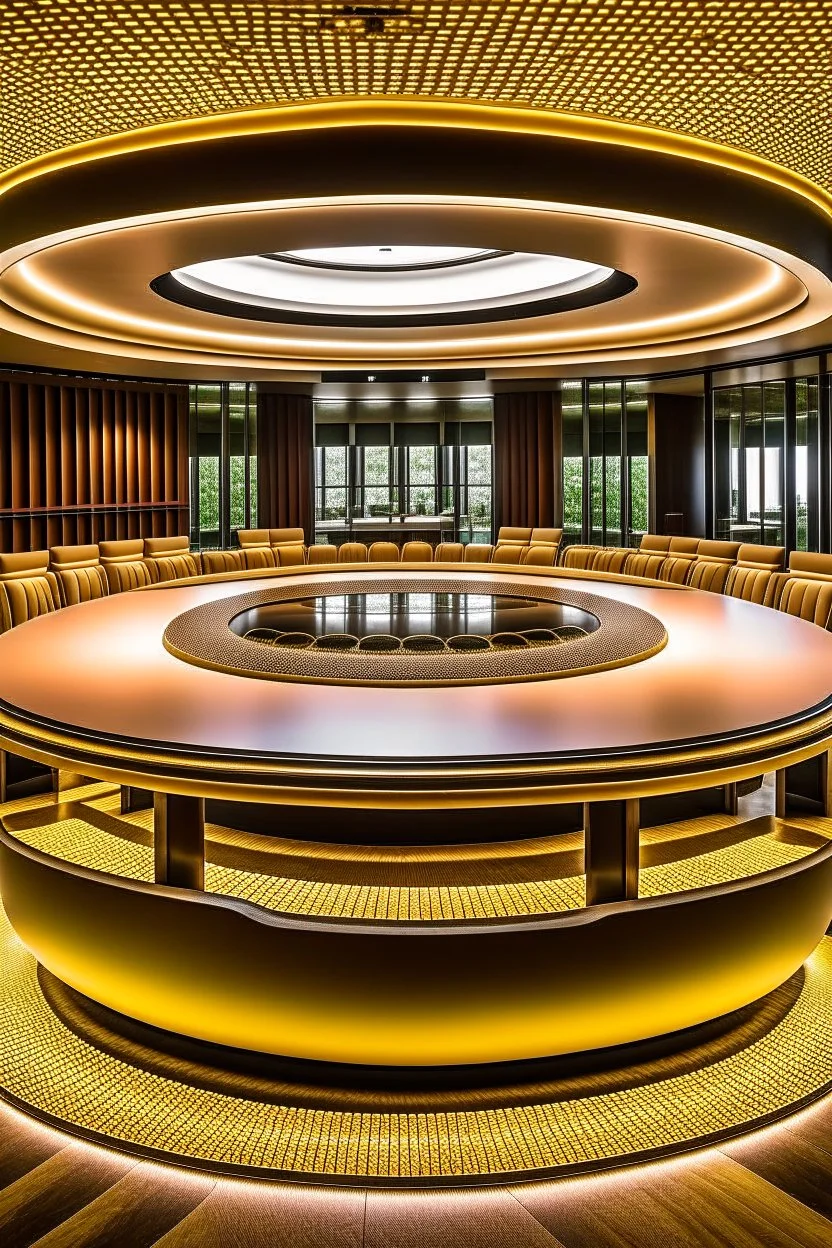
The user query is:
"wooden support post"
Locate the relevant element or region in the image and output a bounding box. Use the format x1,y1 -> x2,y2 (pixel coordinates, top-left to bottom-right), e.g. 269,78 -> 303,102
153,793 -> 205,890
584,798 -> 640,907
775,750 -> 832,819
0,749 -> 6,806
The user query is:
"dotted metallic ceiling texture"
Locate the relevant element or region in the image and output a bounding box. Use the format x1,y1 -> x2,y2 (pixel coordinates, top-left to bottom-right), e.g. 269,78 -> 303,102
1,1 -> 830,190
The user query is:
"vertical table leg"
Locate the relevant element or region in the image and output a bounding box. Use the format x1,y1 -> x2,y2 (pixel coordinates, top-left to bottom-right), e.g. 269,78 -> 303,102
775,750 -> 832,818
153,792 -> 205,889
0,749 -> 6,806
584,798 -> 640,907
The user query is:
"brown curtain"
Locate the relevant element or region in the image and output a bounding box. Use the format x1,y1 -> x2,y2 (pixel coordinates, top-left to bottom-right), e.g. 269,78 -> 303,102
0,371 -> 188,552
493,391 -> 562,532
257,392 -> 314,542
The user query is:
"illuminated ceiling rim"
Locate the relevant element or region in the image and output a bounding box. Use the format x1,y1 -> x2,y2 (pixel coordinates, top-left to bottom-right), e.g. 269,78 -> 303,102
0,195 -> 821,371
2,98 -> 830,221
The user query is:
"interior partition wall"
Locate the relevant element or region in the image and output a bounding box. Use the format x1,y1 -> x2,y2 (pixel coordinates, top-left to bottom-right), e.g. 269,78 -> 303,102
1,371 -> 189,554
313,398 -> 493,546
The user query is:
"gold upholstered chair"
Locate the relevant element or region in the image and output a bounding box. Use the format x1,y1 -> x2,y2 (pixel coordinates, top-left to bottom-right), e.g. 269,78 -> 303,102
724,544 -> 785,605
463,544 -> 493,563
655,536 -> 701,584
306,545 -> 338,565
236,529 -> 278,571
201,549 -> 246,575
625,534 -> 673,579
99,539 -> 154,594
522,545 -> 558,567
0,550 -> 62,633
771,552 -> 832,628
337,542 -> 369,563
591,548 -> 632,575
434,542 -> 465,562
525,527 -> 562,564
559,545 -> 601,571
401,541 -> 433,563
685,540 -> 741,593
368,541 -> 401,562
143,536 -> 201,583
269,528 -> 306,567
492,526 -> 532,563
49,544 -> 109,606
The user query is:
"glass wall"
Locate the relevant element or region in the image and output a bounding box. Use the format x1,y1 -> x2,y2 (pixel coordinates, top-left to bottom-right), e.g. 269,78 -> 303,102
313,398 -> 492,545
561,379 -> 649,548
189,382 -> 257,549
713,375 -> 820,549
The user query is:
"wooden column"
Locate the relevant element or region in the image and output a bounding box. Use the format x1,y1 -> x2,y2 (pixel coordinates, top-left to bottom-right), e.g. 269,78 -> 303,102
0,749 -> 6,806
584,798 -> 640,906
776,750 -> 832,818
153,793 -> 205,889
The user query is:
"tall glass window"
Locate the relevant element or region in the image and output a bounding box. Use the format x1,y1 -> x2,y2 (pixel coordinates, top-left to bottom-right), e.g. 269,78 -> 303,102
313,398 -> 492,545
189,382 -> 257,549
712,376 -> 820,550
561,381 -> 584,549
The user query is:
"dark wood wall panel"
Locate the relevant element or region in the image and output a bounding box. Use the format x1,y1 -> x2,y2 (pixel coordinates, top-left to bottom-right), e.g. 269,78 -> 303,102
0,372 -> 189,553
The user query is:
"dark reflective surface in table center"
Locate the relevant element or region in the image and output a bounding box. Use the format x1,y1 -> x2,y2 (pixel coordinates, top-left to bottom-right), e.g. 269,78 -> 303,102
231,592 -> 600,641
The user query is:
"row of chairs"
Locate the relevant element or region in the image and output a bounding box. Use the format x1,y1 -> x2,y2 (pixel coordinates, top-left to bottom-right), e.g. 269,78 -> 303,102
562,534 -> 832,628
3,527 -> 832,635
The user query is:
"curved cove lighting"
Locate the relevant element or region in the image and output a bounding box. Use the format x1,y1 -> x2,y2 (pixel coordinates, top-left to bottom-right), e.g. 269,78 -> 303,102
168,247 -> 615,319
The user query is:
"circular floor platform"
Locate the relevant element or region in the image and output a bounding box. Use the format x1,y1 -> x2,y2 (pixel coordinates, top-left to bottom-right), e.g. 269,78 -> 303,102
1,903 -> 831,1187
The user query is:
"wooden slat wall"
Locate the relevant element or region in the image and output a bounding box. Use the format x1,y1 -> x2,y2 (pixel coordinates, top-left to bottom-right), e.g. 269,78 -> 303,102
0,373 -> 189,552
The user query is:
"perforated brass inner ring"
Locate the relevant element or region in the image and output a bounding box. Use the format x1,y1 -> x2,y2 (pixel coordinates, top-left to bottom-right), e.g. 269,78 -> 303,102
163,574 -> 667,686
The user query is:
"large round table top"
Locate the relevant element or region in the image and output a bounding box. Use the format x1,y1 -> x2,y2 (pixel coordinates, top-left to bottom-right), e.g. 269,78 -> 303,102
1,564 -> 832,805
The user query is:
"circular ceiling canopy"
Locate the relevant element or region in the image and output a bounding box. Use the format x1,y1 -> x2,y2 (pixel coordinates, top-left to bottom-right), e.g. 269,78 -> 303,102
1,101 -> 831,378
160,246 -> 622,327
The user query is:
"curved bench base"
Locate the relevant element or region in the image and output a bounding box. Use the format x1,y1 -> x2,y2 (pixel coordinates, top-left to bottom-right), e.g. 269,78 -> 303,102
2,901 -> 831,1187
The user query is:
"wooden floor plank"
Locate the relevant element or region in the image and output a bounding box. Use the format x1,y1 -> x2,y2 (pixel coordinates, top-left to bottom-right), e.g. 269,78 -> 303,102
511,1151 -> 832,1248
364,1188 -> 565,1248
0,1107 -> 65,1189
152,1181 -> 366,1248
721,1125 -> 832,1224
30,1163 -> 215,1248
0,1144 -> 133,1248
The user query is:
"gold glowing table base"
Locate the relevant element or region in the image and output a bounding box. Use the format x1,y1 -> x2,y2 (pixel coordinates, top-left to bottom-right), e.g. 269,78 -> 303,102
1,902 -> 831,1186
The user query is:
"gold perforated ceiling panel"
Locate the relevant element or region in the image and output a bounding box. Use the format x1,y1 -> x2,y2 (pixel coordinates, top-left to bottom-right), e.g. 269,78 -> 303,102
2,1 -> 831,191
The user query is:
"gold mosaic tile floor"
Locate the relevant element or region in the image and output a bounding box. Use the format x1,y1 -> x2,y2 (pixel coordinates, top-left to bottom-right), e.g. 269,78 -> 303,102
9,815 -> 815,920
0,902 -> 830,1183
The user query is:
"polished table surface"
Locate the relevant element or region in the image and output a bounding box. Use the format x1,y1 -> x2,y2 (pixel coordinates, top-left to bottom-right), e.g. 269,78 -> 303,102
1,565 -> 832,803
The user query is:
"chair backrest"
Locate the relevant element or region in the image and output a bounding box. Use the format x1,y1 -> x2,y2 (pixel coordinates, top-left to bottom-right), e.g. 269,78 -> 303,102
657,536 -> 701,583
99,539 -> 154,594
771,552 -> 832,627
463,544 -> 493,563
144,536 -> 201,583
724,544 -> 786,605
401,541 -> 434,563
496,526 -> 533,544
592,548 -> 632,575
201,549 -> 246,576
49,544 -> 109,606
522,545 -> 557,567
625,551 -> 667,580
269,528 -> 306,567
685,540 -> 740,593
337,542 -> 369,564
368,541 -> 401,563
528,527 -> 562,554
435,542 -> 465,562
236,529 -> 278,571
639,534 -> 672,554
0,550 -> 62,632
559,546 -> 599,571
306,545 -> 338,565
